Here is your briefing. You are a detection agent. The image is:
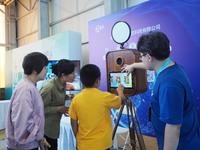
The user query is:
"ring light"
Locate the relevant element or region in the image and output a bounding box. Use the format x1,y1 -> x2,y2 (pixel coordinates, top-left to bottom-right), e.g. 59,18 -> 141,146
111,21 -> 131,49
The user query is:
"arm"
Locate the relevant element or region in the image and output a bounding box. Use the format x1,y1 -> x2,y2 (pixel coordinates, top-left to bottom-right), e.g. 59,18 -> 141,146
12,98 -> 34,144
164,123 -> 181,150
40,86 -> 58,114
40,85 -> 68,114
121,62 -> 147,75
70,118 -> 78,137
116,84 -> 125,103
57,106 -> 69,114
11,92 -> 44,144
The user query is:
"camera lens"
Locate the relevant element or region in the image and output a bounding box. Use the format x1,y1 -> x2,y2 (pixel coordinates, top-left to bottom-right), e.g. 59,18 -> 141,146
116,57 -> 124,65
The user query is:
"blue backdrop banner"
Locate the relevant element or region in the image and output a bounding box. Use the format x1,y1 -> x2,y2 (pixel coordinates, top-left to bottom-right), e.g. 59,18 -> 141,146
88,0 -> 200,136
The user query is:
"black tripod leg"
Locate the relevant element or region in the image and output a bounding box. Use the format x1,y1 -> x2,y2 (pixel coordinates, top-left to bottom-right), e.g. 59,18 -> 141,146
130,101 -> 146,150
127,100 -> 136,150
112,98 -> 146,150
112,103 -> 125,140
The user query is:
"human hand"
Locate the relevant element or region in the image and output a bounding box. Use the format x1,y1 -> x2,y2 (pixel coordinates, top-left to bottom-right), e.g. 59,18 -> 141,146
117,84 -> 126,102
121,64 -> 134,75
57,105 -> 69,114
117,84 -> 124,94
39,138 -> 51,150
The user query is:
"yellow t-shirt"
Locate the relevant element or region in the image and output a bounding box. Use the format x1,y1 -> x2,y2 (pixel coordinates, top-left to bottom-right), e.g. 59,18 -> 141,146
69,88 -> 121,150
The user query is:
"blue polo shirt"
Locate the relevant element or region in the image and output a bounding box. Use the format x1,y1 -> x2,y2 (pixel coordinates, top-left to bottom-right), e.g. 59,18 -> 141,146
151,63 -> 200,150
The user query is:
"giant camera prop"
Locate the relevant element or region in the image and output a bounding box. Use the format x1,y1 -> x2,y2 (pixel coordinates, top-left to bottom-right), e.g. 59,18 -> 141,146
106,49 -> 147,96
108,21 -> 147,150
106,21 -> 147,96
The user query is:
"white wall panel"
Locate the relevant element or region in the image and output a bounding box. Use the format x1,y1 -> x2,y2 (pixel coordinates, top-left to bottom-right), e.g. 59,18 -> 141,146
51,17 -> 79,36
78,5 -> 104,43
51,0 -> 77,22
78,0 -> 103,11
17,10 -> 38,37
18,32 -> 38,46
17,0 -> 39,46
51,5 -> 104,43
17,0 -> 36,17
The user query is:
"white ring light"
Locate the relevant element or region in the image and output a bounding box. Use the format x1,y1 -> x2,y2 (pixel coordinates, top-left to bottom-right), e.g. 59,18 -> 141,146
111,21 -> 131,49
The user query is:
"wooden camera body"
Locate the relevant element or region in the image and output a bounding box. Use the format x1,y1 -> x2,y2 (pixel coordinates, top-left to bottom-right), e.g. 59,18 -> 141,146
106,49 -> 147,96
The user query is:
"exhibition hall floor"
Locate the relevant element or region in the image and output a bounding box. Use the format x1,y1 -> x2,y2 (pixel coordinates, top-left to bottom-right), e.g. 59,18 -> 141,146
0,129 -> 157,150
0,130 -> 6,150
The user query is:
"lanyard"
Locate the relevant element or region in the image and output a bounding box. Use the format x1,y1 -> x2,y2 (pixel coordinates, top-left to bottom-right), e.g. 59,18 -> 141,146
157,59 -> 172,77
151,59 -> 172,96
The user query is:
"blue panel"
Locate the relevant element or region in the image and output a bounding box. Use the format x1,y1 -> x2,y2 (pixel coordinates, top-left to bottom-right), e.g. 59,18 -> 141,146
89,0 -> 200,136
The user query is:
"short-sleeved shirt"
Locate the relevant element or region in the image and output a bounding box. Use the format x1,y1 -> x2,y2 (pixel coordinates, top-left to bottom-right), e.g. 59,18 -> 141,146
151,63 -> 200,150
69,88 -> 121,150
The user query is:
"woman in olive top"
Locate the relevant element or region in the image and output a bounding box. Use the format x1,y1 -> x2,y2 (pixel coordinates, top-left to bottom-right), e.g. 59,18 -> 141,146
40,59 -> 75,150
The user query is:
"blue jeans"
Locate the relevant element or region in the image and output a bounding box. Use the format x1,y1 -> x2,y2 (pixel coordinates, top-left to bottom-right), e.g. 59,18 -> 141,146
7,147 -> 39,150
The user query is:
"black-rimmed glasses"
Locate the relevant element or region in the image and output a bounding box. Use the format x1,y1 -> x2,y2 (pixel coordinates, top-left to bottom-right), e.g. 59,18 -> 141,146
139,53 -> 148,60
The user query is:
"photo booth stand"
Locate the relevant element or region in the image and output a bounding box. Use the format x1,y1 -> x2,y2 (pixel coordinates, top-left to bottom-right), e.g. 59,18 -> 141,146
106,49 -> 147,150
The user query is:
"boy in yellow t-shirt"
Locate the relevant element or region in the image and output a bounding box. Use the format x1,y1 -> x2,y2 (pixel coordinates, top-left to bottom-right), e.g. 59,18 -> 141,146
69,64 -> 125,150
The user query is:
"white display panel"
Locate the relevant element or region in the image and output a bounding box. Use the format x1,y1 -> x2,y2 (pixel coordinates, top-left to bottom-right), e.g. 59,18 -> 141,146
10,31 -> 82,95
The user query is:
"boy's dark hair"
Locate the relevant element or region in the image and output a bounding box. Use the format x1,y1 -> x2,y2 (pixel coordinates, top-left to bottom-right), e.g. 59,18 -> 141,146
22,52 -> 48,75
52,59 -> 75,77
137,31 -> 170,60
80,64 -> 101,87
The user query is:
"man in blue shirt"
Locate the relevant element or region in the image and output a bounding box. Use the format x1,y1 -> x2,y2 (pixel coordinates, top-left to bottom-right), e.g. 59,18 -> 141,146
122,31 -> 200,150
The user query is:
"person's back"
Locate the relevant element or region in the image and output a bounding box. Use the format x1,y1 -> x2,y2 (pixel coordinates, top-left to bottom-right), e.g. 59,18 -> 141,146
69,64 -> 124,150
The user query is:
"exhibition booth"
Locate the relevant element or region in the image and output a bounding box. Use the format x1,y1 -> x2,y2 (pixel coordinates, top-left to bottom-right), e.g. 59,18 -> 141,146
1,0 -> 200,149
88,0 -> 200,136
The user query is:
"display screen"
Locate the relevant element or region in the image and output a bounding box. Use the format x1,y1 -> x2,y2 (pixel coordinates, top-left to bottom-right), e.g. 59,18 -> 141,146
37,60 -> 81,91
45,60 -> 58,80
109,72 -> 133,88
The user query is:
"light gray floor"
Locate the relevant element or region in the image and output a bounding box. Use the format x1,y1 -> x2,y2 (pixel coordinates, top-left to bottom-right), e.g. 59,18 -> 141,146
0,139 -> 6,149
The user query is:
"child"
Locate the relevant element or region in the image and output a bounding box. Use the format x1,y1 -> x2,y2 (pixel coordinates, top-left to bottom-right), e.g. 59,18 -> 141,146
69,64 -> 125,150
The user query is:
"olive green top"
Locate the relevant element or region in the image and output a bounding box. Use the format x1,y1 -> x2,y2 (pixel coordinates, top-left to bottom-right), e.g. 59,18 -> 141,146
40,76 -> 66,139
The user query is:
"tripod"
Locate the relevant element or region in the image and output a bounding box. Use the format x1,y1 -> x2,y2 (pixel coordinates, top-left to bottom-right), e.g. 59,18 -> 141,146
112,97 -> 146,150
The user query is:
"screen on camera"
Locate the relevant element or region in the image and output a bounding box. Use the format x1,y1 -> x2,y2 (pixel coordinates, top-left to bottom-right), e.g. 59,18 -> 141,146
109,72 -> 133,88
